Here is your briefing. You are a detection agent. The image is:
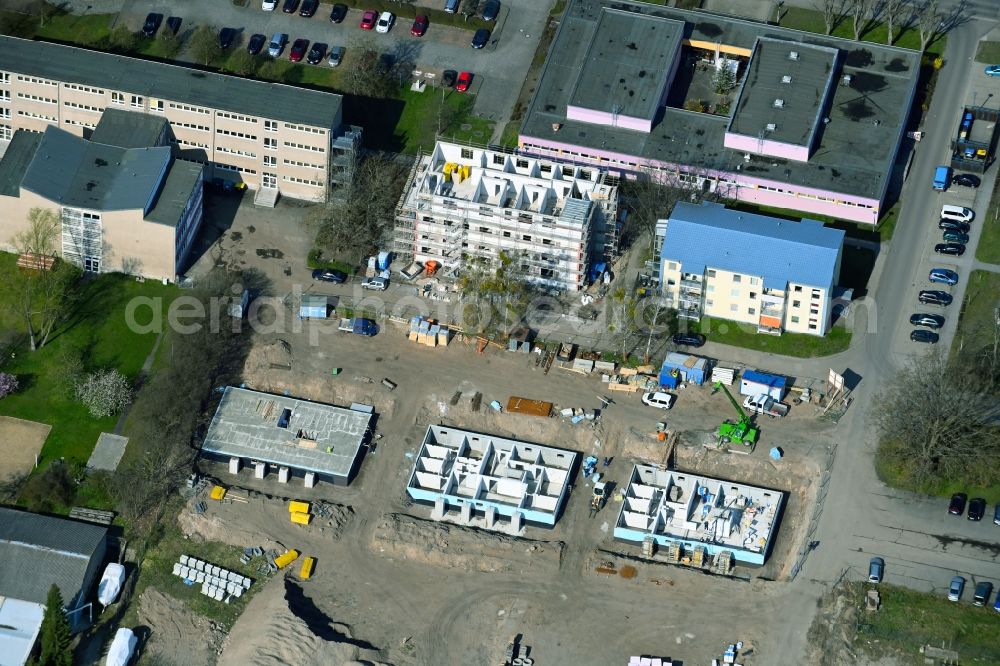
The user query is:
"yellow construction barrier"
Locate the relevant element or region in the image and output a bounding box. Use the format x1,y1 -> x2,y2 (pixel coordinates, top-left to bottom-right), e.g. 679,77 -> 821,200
290,511 -> 312,525
209,485 -> 227,501
274,549 -> 299,569
300,556 -> 315,580
288,500 -> 310,514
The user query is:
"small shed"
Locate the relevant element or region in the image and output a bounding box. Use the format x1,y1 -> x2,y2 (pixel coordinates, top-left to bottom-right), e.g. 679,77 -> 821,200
740,370 -> 786,400
299,295 -> 328,319
659,352 -> 708,386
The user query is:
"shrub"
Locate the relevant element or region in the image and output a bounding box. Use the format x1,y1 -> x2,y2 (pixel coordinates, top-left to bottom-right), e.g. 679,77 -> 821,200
75,369 -> 133,418
0,372 -> 18,399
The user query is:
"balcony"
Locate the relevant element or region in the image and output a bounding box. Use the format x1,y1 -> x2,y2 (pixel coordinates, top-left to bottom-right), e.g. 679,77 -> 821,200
677,305 -> 702,320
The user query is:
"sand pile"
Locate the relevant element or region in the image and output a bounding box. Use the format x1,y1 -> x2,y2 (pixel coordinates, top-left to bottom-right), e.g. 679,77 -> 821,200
138,587 -> 227,666
219,576 -> 391,666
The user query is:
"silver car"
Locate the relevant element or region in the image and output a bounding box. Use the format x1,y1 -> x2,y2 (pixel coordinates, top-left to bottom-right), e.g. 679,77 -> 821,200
361,276 -> 388,291
948,575 -> 965,601
327,46 -> 345,67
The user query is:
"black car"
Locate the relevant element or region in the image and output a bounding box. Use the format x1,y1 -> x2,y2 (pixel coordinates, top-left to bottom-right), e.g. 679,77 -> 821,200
247,33 -> 266,55
910,329 -> 939,344
306,42 -> 327,65
312,268 -> 347,283
953,173 -> 981,188
672,333 -> 706,347
165,16 -> 182,36
909,313 -> 945,329
142,12 -> 163,37
482,0 -> 501,20
219,27 -> 236,49
918,290 -> 953,307
282,0 -> 299,13
948,492 -> 968,515
939,219 -> 970,233
968,497 -> 987,521
934,242 -> 965,256
329,2 -> 348,22
442,69 -> 457,87
471,28 -> 490,49
299,0 -> 318,17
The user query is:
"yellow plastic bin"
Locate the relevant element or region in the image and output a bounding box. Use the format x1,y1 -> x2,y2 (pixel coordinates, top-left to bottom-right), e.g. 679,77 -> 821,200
274,549 -> 300,569
210,485 -> 227,501
290,511 -> 312,525
288,500 -> 311,514
300,556 -> 315,580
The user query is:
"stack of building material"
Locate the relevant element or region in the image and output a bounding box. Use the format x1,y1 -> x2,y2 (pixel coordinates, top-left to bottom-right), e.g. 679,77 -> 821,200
175,554 -> 251,601
426,323 -> 441,347
289,500 -> 312,525
407,316 -> 450,347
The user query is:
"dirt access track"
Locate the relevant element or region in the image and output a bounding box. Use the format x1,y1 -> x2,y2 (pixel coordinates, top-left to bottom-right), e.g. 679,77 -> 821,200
177,320 -> 834,666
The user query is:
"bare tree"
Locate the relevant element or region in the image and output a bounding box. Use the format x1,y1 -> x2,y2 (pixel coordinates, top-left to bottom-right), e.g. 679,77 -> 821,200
189,25 -> 222,66
849,0 -> 878,40
457,251 -> 534,334
814,0 -> 845,34
607,288 -> 641,362
883,0 -> 907,44
915,0 -> 943,51
343,40 -> 394,99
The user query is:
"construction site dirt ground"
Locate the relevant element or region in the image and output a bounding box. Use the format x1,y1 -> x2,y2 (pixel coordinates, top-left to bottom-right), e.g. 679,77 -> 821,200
143,317 -> 849,666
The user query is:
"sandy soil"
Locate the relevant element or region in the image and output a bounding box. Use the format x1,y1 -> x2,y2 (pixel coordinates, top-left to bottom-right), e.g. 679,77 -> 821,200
137,587 -> 226,666
0,415 -> 50,482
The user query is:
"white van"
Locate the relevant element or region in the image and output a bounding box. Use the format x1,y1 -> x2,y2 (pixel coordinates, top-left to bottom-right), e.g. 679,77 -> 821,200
941,204 -> 974,222
641,391 -> 675,410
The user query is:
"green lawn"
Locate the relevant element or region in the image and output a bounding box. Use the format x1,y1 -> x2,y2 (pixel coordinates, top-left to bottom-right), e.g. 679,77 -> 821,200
0,254 -> 177,467
33,11 -> 113,45
852,582 -> 1000,664
976,180 -> 1000,264
951,269 -> 1000,360
779,7 -> 947,56
689,316 -> 852,358
975,41 -> 1000,64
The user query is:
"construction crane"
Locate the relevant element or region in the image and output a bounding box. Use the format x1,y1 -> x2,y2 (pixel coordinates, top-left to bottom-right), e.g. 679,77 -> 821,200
712,381 -> 759,449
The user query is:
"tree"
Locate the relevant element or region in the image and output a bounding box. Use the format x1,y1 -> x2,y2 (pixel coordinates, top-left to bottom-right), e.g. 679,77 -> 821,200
637,298 -> 678,362
916,0 -> 942,52
712,65 -> 737,94
107,24 -> 138,54
4,208 -> 78,351
813,0 -> 844,34
849,0 -> 877,41
607,288 -> 640,362
0,373 -> 18,399
227,50 -> 257,77
256,58 -> 283,81
310,153 -> 408,261
874,352 -> 1000,489
36,584 -> 72,666
343,40 -> 393,99
157,29 -> 183,59
75,369 -> 133,418
457,251 -> 534,334
883,0 -> 906,44
190,25 -> 222,66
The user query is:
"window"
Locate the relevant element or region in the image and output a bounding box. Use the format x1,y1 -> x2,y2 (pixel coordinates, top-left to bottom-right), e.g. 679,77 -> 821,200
792,300 -> 801,308
542,238 -> 552,245
283,122 -> 323,134
562,166 -> 573,177
748,308 -> 755,315
478,226 -> 491,233
218,128 -> 258,140
706,285 -> 715,293
580,169 -> 591,179
0,108 -> 8,119
84,257 -> 100,272
17,75 -> 56,86
282,140 -> 322,152
263,155 -> 277,167
65,83 -> 103,94
150,99 -> 164,112
749,292 -> 756,299
264,137 -> 278,150
169,102 -> 210,115
539,164 -> 552,173
730,304 -> 739,312
492,154 -> 504,165
0,90 -> 7,103
812,289 -> 821,299
174,121 -> 210,132
706,299 -> 714,307
216,146 -> 257,159
730,288 -> 740,298
0,73 -> 8,84
732,274 -> 742,283
502,231 -> 511,238
810,308 -> 819,315
282,158 -> 324,169
218,111 -> 257,123
516,158 -> 528,169
281,175 -> 322,187
0,125 -> 11,141
790,315 -> 799,324
668,262 -> 677,270
808,324 -> 817,330
16,93 -> 56,105
461,148 -> 473,159
264,120 -> 277,132
793,285 -> 802,292
63,101 -> 103,113
522,235 -> 531,241
111,91 -> 124,105
749,277 -> 759,285
130,95 -> 143,108
706,269 -> 716,278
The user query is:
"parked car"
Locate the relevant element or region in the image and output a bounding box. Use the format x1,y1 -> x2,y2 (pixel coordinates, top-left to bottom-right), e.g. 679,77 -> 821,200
361,276 -> 389,291
968,497 -> 987,521
672,332 -> 706,347
919,290 -> 953,306
262,0 -> 277,10
910,329 -> 939,344
939,219 -> 970,233
247,33 -> 266,55
974,581 -> 994,607
953,173 -> 981,188
482,0 -> 501,20
868,557 -> 884,584
929,268 -> 959,286
268,32 -> 288,57
942,229 -> 970,244
455,71 -> 472,92
411,14 -> 429,36
312,268 -> 347,283
442,69 -> 458,87
360,10 -> 377,29
218,27 -> 237,49
985,64 -> 1000,77
376,11 -> 394,33
165,16 -> 182,35
995,503 -> 1000,526
641,391 -> 675,410
948,575 -> 965,601
471,28 -> 490,49
142,12 -> 163,37
909,313 -> 945,329
329,3 -> 348,22
934,242 -> 965,256
941,204 -> 974,222
299,0 -> 318,17
282,0 -> 299,13
949,492 -> 968,515
289,38 -> 309,62
306,42 -> 326,64
327,45 -> 345,67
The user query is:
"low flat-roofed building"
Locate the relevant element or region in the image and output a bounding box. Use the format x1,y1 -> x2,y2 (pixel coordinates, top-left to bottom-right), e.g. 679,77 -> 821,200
614,464 -> 784,566
406,425 -> 578,528
201,387 -> 375,487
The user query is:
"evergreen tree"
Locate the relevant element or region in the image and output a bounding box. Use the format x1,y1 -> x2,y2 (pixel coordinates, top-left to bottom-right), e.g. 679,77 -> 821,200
35,584 -> 72,666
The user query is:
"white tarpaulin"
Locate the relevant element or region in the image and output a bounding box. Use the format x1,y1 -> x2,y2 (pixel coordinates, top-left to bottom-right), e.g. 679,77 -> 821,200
105,628 -> 136,666
97,563 -> 126,607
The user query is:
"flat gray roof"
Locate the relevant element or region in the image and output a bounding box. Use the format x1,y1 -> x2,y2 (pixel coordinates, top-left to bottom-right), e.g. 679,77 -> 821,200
0,131 -> 42,197
201,387 -> 374,479
0,36 -> 342,129
21,126 -> 170,211
729,38 -> 838,147
146,159 -> 203,227
568,9 -> 683,121
90,108 -> 169,149
521,0 -> 921,200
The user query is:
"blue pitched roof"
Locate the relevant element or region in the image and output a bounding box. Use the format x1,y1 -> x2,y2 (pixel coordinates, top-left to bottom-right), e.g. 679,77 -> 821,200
661,202 -> 844,290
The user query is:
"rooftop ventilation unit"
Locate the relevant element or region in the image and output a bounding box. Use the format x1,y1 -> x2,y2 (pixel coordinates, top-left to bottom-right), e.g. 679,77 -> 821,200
781,75 -> 792,84
842,74 -> 853,85
765,123 -> 777,131
773,98 -> 785,108
789,51 -> 799,60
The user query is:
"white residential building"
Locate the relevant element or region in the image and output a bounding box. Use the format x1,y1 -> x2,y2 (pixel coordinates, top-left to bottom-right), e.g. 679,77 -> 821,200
394,141 -> 619,292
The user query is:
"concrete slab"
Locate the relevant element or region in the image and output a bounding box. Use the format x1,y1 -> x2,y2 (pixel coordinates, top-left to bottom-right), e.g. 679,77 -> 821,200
87,432 -> 129,471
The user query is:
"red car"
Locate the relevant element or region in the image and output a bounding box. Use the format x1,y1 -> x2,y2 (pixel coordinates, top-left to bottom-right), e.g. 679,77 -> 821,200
289,38 -> 309,62
411,15 -> 428,37
360,9 -> 377,29
456,71 -> 472,92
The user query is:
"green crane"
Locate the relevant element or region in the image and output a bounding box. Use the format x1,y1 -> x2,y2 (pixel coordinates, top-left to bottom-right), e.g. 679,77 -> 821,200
713,381 -> 759,449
